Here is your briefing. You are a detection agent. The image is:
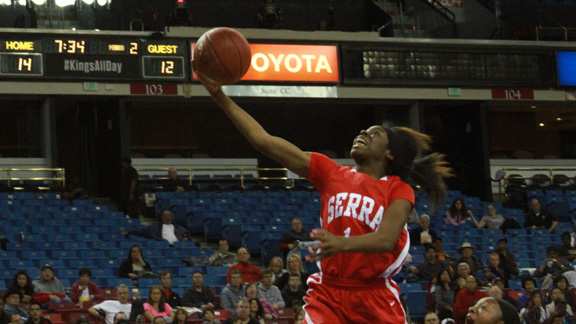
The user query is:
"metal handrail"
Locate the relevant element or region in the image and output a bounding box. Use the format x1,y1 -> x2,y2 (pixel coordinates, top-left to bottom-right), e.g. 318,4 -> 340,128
0,167 -> 66,187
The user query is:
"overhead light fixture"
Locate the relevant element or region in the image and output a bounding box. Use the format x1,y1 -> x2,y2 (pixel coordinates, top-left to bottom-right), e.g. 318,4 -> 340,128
55,0 -> 75,6
0,0 -> 11,5
18,0 -> 25,5
530,105 -> 537,109
31,0 -> 46,4
82,0 -> 94,4
96,0 -> 107,6
556,117 -> 562,121
539,123 -> 545,127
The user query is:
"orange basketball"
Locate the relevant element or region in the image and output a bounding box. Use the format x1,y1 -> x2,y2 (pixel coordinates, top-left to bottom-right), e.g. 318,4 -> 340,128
193,27 -> 252,85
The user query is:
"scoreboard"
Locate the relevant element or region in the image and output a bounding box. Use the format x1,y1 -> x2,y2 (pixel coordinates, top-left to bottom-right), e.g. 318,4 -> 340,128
0,35 -> 188,81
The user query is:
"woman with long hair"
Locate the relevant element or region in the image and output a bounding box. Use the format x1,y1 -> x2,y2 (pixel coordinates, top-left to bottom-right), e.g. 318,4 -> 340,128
248,298 -> 265,324
244,283 -> 275,320
267,256 -> 287,286
196,64 -> 452,324
174,308 -> 189,324
143,285 -> 174,323
118,244 -> 154,279
445,198 -> 472,227
9,270 -> 35,303
520,291 -> 548,324
435,269 -> 455,320
276,254 -> 309,291
553,275 -> 576,310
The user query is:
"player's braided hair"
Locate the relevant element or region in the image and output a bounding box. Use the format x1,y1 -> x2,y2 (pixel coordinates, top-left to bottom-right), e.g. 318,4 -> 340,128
384,126 -> 453,210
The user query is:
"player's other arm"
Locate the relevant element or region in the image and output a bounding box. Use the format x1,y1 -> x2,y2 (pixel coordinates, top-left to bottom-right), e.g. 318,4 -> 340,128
312,199 -> 412,256
196,70 -> 311,178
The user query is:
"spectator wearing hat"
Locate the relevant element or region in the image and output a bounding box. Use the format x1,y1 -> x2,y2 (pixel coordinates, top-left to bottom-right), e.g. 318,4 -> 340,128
32,264 -> 72,304
466,297 -> 520,324
3,290 -> 30,323
456,243 -> 489,280
533,246 -> 575,290
409,214 -> 438,246
407,244 -> 452,281
453,276 -> 487,324
495,238 -> 519,276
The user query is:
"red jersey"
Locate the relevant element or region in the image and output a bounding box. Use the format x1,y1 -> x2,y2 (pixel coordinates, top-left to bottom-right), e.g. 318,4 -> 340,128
307,153 -> 415,281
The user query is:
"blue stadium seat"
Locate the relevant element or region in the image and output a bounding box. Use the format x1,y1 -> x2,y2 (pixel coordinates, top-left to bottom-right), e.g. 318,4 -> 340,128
405,290 -> 428,319
106,278 -> 133,288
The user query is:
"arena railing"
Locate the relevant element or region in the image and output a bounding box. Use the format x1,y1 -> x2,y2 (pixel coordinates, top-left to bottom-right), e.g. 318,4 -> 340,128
0,167 -> 66,190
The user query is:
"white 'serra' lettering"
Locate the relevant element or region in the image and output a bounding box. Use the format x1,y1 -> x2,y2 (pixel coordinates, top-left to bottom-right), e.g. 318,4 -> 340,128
63,59 -> 123,74
327,192 -> 384,230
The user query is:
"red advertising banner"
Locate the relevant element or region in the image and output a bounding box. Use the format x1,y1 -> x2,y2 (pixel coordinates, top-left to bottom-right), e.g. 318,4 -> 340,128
491,89 -> 534,100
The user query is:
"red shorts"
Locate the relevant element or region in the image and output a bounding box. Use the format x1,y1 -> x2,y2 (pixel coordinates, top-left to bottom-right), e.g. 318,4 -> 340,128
302,273 -> 406,324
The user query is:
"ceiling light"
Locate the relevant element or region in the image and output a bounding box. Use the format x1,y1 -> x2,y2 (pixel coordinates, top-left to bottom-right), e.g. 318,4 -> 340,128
556,117 -> 562,121
55,0 -> 75,6
0,0 -> 11,5
97,0 -> 107,6
82,0 -> 94,4
539,123 -> 545,127
530,106 -> 536,109
31,0 -> 46,4
18,0 -> 26,5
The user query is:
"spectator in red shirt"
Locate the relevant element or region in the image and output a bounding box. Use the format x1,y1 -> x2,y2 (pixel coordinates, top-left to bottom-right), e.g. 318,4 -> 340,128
226,248 -> 261,285
453,275 -> 486,324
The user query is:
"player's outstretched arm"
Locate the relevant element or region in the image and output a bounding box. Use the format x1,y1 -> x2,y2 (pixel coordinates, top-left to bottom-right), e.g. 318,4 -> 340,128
196,69 -> 311,178
311,199 -> 412,257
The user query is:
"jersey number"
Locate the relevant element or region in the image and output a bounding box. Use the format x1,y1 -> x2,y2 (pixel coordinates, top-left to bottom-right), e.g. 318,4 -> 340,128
344,227 -> 351,237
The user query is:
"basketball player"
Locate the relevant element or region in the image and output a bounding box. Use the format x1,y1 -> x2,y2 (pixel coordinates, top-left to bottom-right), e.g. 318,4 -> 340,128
195,67 -> 452,324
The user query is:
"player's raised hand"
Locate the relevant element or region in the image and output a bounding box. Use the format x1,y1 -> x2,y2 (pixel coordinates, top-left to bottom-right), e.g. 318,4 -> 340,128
192,61 -> 221,95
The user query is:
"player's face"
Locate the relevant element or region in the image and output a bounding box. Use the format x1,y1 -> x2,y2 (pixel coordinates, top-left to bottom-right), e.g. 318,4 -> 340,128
466,297 -> 503,324
350,126 -> 391,162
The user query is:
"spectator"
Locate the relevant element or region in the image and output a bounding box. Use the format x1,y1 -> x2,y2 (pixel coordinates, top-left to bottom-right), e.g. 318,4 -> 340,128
208,240 -> 237,266
485,252 -> 516,287
226,248 -> 261,285
8,270 -> 34,303
120,156 -> 140,218
152,317 -> 166,324
267,256 -> 287,285
424,312 -> 440,324
496,238 -> 519,276
520,291 -> 549,324
456,243 -> 488,279
70,268 -> 103,306
466,297 -> 520,324
433,237 -> 457,266
455,262 -> 471,282
174,309 -> 189,324
159,271 -> 181,308
488,283 -> 518,311
113,313 -> 127,324
257,269 -> 284,311
3,291 -> 30,323
118,244 -> 154,280
276,254 -> 310,291
144,286 -> 175,323
163,168 -> 186,192
32,264 -> 72,304
279,217 -> 312,258
123,210 -> 191,246
518,276 -> 537,309
533,247 -> 575,290
8,314 -> 23,324
470,204 -> 505,230
248,298 -> 265,324
88,284 -> 133,324
553,275 -> 576,310
182,271 -> 216,311
244,283 -> 276,319
281,274 -> 305,322
409,214 -> 438,246
25,301 -> 52,324
445,198 -> 472,227
201,309 -> 221,324
558,232 -> 576,262
62,174 -> 88,202
221,269 -> 246,313
407,244 -> 452,281
452,276 -> 487,324
525,198 -> 558,233
435,269 -> 455,320
222,300 -> 258,324
546,288 -> 573,316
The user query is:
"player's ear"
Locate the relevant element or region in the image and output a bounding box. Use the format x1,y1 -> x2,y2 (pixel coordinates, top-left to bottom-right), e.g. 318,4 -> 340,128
385,149 -> 394,160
